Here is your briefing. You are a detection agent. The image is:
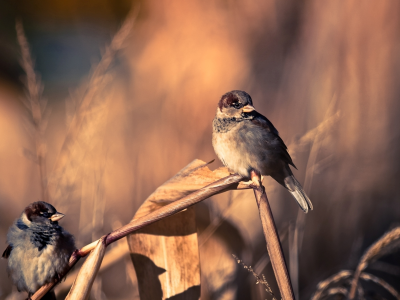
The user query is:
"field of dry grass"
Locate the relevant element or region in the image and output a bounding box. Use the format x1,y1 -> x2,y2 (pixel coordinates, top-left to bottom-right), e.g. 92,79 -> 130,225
1,0 -> 400,299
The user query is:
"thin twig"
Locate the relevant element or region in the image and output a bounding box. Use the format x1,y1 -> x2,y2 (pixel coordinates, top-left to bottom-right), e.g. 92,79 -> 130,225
31,173 -> 244,300
232,254 -> 278,300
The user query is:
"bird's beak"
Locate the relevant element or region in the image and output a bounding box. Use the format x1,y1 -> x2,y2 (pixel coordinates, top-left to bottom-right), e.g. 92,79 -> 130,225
50,213 -> 65,222
242,105 -> 255,113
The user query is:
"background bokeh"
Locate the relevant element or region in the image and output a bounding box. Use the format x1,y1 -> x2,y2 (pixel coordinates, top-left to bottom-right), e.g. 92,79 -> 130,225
1,0 -> 400,299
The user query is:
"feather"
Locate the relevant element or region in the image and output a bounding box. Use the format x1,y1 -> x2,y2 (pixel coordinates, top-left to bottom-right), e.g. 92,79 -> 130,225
2,244 -> 12,259
284,175 -> 313,213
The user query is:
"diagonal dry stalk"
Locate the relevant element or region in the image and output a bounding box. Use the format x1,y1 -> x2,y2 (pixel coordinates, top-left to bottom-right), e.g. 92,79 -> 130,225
15,21 -> 49,203
31,172 -> 245,300
251,173 -> 295,300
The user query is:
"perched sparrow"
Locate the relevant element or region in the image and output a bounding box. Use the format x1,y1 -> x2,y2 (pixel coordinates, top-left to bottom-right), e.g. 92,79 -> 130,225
2,201 -> 75,299
212,90 -> 313,212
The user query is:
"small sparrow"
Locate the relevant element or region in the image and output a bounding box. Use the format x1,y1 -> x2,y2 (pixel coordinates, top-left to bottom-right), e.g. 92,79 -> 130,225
212,90 -> 313,212
2,201 -> 75,299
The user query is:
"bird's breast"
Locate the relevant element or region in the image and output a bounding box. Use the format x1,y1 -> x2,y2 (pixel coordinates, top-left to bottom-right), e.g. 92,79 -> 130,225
212,125 -> 254,177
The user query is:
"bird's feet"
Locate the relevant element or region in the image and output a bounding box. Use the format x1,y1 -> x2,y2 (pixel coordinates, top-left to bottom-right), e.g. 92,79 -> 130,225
242,171 -> 263,188
241,179 -> 258,188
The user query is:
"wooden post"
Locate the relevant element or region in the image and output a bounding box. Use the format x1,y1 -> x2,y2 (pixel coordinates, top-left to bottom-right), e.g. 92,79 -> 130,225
252,173 -> 295,300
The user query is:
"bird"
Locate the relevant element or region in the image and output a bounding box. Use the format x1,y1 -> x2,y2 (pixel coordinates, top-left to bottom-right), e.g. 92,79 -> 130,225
212,90 -> 313,213
2,201 -> 75,299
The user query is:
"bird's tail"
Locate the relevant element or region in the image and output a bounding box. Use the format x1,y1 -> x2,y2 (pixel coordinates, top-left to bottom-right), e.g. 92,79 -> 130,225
284,175 -> 313,213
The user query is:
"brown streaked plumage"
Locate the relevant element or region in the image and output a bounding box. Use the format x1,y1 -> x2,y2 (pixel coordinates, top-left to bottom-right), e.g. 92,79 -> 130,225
212,90 -> 313,213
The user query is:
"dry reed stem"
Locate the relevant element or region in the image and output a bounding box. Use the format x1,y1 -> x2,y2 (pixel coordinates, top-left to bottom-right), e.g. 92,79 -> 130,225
311,270 -> 353,300
232,254 -> 278,300
31,173 -> 245,299
15,21 -> 49,203
349,226 -> 400,299
251,173 -> 294,300
360,272 -> 400,300
254,225 -> 289,275
48,6 -> 139,201
65,237 -> 106,300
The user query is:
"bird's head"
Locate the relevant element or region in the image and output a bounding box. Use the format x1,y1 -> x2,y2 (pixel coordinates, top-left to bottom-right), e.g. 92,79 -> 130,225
216,90 -> 255,119
20,201 -> 65,227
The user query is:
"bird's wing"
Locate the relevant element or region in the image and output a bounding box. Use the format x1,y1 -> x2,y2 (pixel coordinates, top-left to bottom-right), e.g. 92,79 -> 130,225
2,244 -> 12,259
250,111 -> 297,169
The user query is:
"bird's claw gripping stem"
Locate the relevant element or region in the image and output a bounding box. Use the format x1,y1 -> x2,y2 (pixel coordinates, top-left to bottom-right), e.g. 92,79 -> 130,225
242,170 -> 263,188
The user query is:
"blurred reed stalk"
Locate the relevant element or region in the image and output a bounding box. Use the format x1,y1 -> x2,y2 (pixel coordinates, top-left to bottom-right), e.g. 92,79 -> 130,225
15,21 -> 49,203
348,227 -> 400,299
31,173 -> 245,300
289,99 -> 339,299
311,226 -> 400,300
48,6 -> 139,207
251,172 -> 295,300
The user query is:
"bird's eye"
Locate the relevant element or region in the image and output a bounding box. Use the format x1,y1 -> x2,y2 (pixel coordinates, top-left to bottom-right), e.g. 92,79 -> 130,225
40,212 -> 50,218
232,102 -> 241,109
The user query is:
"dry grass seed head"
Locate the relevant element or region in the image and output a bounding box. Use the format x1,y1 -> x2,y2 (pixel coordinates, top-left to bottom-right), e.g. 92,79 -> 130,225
358,227 -> 400,271
311,270 -> 353,300
232,254 -> 278,300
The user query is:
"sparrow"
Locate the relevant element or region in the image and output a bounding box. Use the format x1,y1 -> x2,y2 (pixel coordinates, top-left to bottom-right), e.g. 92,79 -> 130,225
2,201 -> 75,299
212,90 -> 313,213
